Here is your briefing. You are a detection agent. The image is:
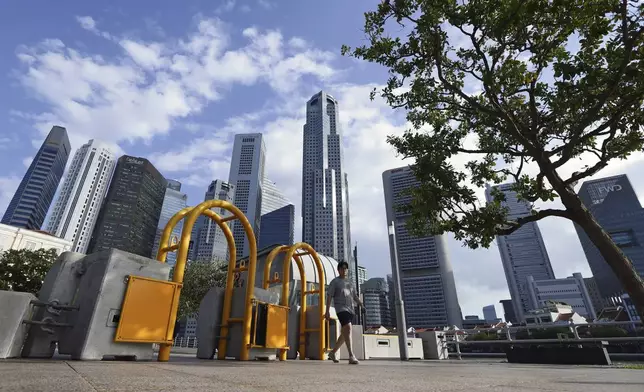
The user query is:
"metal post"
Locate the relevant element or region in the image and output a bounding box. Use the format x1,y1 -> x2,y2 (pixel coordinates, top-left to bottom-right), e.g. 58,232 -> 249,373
388,221 -> 409,361
353,244 -> 361,325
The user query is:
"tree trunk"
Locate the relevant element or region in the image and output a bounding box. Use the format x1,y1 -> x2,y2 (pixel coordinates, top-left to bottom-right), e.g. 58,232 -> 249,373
558,187 -> 644,322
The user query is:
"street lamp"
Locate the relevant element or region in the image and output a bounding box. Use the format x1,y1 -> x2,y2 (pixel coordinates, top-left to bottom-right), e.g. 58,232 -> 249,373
388,221 -> 409,361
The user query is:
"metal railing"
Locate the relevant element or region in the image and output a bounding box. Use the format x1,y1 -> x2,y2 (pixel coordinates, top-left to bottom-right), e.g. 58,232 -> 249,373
152,336 -> 199,351
441,321 -> 644,360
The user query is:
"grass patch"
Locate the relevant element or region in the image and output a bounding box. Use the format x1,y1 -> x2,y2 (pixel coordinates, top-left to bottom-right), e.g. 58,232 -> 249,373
621,364 -> 644,370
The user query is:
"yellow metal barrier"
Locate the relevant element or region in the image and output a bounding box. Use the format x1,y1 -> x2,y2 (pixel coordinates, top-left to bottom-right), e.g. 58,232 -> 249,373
263,243 -> 327,361
154,200 -> 257,362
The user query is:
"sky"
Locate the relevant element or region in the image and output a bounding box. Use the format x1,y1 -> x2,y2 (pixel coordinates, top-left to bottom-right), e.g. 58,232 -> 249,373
1,0 -> 643,319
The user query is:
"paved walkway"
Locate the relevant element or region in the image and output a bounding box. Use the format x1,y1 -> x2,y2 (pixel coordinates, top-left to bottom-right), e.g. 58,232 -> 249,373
0,357 -> 642,391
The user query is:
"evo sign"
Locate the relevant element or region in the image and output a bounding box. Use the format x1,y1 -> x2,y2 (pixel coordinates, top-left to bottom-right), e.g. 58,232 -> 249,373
125,157 -> 145,165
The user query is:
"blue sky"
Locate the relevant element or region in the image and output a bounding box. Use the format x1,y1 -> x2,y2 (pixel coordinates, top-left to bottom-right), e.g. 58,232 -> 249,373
2,0 -> 643,318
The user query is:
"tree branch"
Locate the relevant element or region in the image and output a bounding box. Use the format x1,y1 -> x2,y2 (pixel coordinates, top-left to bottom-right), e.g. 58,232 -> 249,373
496,208 -> 572,236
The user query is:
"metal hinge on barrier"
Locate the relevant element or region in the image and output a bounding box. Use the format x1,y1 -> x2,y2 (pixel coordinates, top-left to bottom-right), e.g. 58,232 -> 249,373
23,317 -> 74,335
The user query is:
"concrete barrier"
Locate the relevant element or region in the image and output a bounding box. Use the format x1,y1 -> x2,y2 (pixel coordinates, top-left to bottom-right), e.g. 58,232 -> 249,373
0,291 -> 37,359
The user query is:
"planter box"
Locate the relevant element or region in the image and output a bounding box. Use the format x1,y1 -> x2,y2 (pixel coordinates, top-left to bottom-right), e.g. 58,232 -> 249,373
505,344 -> 611,365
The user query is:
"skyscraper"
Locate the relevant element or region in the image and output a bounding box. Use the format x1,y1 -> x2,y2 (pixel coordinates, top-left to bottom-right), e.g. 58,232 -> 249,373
302,91 -> 353,276
499,299 -> 518,324
482,305 -> 498,322
194,180 -> 235,262
258,204 -> 295,250
2,126 -> 70,230
575,174 -> 644,298
46,139 -> 115,253
261,178 -> 291,215
362,278 -> 392,328
88,156 -> 166,257
486,183 -> 555,321
383,166 -> 462,329
229,134 -> 265,258
151,180 -> 188,266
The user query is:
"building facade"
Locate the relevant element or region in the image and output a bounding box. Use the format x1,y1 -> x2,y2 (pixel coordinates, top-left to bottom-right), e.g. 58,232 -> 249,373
302,91 -> 354,278
258,204 -> 295,250
261,178 -> 291,215
575,175 -> 644,298
357,265 -> 367,287
526,273 -> 596,320
482,305 -> 498,322
151,180 -> 188,266
229,134 -> 265,258
88,156 -> 166,257
362,277 -> 392,328
485,183 -> 556,322
0,223 -> 72,254
584,277 -> 608,315
46,140 -> 116,254
499,299 -> 518,324
3,126 -> 70,230
194,180 -> 235,263
383,166 -> 463,329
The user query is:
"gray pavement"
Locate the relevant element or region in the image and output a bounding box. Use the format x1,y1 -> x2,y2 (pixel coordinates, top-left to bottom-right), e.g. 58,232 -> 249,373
0,357 -> 643,392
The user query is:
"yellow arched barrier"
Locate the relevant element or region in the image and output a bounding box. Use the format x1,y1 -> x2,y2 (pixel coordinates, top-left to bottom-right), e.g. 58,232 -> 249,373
263,243 -> 327,361
155,200 -> 257,362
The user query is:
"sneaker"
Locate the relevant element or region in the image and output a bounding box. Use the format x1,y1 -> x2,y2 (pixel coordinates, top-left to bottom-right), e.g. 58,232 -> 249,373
349,356 -> 360,365
329,351 -> 339,363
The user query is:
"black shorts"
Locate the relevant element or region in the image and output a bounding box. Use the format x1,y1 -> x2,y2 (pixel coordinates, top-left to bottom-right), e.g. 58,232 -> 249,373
336,311 -> 353,327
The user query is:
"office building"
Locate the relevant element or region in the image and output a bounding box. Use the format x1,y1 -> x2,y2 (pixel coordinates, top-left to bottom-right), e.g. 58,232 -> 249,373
383,166 -> 462,329
2,126 -> 70,230
194,180 -> 235,263
462,315 -> 487,329
584,277 -> 608,315
0,223 -> 72,254
357,265 -> 367,287
485,183 -> 556,322
500,299 -> 518,324
302,91 -> 354,277
229,134 -> 265,258
46,140 -> 116,253
88,156 -> 166,257
482,305 -> 498,322
362,277 -> 392,328
258,204 -> 295,250
526,273 -> 596,320
262,178 -> 291,215
151,180 -> 188,266
575,175 -> 644,298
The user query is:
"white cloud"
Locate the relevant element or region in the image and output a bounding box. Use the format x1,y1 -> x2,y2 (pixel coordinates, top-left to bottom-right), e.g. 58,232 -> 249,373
0,176 -> 21,216
76,16 -> 97,31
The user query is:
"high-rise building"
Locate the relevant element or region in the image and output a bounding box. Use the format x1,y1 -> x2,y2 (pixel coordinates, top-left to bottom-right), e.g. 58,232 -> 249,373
2,126 -> 70,230
302,91 -> 354,277
194,180 -> 235,262
258,204 -> 295,250
499,299 -> 518,324
46,140 -> 115,253
584,277 -> 608,315
362,277 -> 392,328
575,174 -> 644,298
482,305 -> 498,322
151,180 -> 188,266
485,183 -> 555,322
229,134 -> 265,258
526,272 -> 596,320
88,156 -> 166,257
357,265 -> 367,287
261,178 -> 291,215
383,166 -> 462,329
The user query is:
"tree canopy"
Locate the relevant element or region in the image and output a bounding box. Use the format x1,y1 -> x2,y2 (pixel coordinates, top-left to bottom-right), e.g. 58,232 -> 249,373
342,0 -> 643,247
0,248 -> 58,295
175,259 -> 227,319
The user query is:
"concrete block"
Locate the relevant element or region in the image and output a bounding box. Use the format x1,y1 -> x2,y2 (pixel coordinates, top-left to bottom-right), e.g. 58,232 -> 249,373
0,291 -> 37,358
21,251 -> 86,358
64,248 -> 171,360
196,286 -> 225,359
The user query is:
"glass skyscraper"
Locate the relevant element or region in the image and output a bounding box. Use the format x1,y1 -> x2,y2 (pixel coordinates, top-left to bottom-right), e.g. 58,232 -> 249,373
383,166 -> 463,329
485,183 -> 555,322
261,178 -> 291,215
258,204 -> 295,250
2,126 -> 70,230
194,180 -> 235,263
88,156 -> 166,257
302,91 -> 354,278
575,174 -> 644,298
152,180 -> 188,266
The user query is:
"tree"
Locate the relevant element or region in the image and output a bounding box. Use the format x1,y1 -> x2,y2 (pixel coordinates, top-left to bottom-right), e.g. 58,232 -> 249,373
0,248 -> 58,295
174,260 -> 228,320
342,0 -> 644,319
